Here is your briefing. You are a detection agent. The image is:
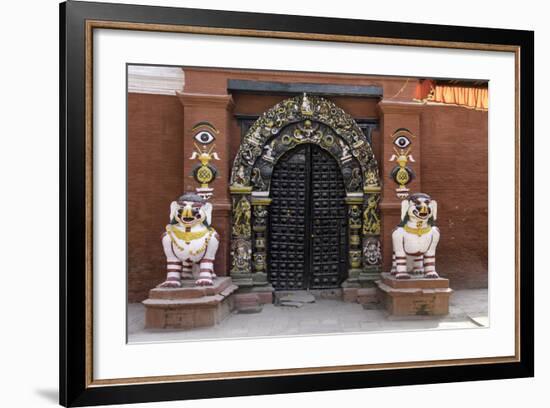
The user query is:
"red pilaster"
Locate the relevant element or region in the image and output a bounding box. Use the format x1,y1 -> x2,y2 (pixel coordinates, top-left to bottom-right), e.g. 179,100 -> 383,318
377,101 -> 424,272
178,92 -> 235,276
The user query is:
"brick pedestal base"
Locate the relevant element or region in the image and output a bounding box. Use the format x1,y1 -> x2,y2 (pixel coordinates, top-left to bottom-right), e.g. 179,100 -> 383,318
143,277 -> 238,329
376,273 -> 452,317
342,287 -> 379,305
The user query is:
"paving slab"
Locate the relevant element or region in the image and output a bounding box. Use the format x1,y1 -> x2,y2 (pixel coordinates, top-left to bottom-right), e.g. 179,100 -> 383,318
128,289 -> 489,343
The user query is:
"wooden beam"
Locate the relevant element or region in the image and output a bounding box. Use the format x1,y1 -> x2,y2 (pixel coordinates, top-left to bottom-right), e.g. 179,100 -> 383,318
227,79 -> 383,98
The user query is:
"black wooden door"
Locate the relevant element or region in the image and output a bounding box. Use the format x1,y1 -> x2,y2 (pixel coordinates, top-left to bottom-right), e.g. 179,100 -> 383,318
269,144 -> 347,290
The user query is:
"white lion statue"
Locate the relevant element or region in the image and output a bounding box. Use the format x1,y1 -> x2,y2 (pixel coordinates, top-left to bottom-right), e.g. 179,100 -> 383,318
391,193 -> 440,279
158,193 -> 220,288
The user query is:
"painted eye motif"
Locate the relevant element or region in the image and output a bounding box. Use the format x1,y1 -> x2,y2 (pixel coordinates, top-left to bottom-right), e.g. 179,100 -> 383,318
194,131 -> 215,144
393,135 -> 411,149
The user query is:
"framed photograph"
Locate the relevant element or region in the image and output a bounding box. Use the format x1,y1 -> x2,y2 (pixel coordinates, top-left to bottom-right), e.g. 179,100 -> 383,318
60,1 -> 534,406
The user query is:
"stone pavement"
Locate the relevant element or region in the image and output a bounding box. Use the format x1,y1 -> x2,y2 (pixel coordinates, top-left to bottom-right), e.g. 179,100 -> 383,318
127,289 -> 488,343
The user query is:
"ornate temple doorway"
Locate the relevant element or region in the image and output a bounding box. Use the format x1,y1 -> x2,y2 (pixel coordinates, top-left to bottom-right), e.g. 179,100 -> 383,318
269,144 -> 348,290
229,94 -> 382,292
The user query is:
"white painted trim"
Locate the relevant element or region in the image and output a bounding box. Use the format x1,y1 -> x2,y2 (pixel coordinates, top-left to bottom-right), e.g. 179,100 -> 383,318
127,65 -> 185,95
251,191 -> 269,197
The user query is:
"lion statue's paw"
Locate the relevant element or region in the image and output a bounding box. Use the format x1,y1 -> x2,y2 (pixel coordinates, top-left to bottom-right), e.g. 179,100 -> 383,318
195,278 -> 214,286
158,280 -> 182,288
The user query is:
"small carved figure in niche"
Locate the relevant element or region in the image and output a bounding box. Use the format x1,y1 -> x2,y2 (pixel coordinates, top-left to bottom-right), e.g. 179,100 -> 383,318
251,168 -> 267,190
233,165 -> 248,186
241,143 -> 262,166
262,140 -> 276,162
348,205 -> 362,228
233,196 -> 251,237
348,167 -> 362,191
294,120 -> 321,143
253,205 -> 268,226
339,139 -> 352,164
364,168 -> 379,188
253,252 -> 266,272
363,194 -> 381,235
249,127 -> 262,145
231,239 -> 251,274
390,193 -> 440,279
349,250 -> 362,269
158,193 -> 219,288
363,238 -> 382,266
301,92 -> 313,116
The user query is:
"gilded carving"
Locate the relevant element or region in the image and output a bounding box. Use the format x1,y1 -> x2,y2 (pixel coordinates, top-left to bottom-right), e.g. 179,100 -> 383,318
228,94 -> 383,287
364,168 -> 380,188
349,250 -> 362,269
232,196 -> 251,238
251,167 -> 266,190
348,204 -> 362,229
253,252 -> 266,272
253,205 -> 268,227
347,167 -> 362,191
230,94 -> 378,187
230,238 -> 251,274
363,194 -> 381,235
262,140 -> 276,162
232,165 -> 248,187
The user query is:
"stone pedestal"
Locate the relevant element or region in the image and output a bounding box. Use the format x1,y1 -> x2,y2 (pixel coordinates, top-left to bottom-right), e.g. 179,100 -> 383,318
143,277 -> 238,329
376,273 -> 452,317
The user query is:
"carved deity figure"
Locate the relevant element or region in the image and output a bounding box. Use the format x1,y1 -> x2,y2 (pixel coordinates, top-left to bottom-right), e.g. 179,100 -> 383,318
363,194 -> 381,235
158,193 -> 219,288
348,167 -> 362,191
391,193 -> 440,279
251,167 -> 266,190
232,196 -> 251,237
363,238 -> 382,266
233,165 -> 248,186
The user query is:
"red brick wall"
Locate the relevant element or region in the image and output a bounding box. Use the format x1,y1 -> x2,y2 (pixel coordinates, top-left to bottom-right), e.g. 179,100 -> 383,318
126,68 -> 488,302
419,106 -> 488,288
127,93 -> 184,302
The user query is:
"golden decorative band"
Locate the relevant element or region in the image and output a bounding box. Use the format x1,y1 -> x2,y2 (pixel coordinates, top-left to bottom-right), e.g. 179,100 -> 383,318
251,198 -> 272,205
229,185 -> 253,194
166,225 -> 210,243
404,225 -> 432,236
363,186 -> 381,193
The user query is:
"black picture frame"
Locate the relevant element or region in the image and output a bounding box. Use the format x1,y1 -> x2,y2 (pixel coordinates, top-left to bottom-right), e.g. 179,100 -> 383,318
60,1 -> 534,406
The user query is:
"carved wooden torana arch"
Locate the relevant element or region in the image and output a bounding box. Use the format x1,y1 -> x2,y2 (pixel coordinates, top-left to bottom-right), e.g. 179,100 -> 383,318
229,94 -> 382,289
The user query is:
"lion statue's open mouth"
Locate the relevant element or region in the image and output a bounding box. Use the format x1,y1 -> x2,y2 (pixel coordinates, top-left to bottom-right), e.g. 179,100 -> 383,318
413,207 -> 430,219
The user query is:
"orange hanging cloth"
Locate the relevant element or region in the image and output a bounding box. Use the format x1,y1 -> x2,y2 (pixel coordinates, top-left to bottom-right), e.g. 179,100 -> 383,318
414,80 -> 488,111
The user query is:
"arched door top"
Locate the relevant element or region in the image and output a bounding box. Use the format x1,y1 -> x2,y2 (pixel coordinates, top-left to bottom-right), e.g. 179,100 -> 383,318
250,121 -> 363,194
230,93 -> 380,192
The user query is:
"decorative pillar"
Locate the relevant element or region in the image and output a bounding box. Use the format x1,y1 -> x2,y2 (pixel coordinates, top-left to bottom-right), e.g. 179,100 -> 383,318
345,194 -> 364,285
377,101 -> 423,273
251,194 -> 271,286
178,91 -> 235,276
361,184 -> 382,285
229,186 -> 253,286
